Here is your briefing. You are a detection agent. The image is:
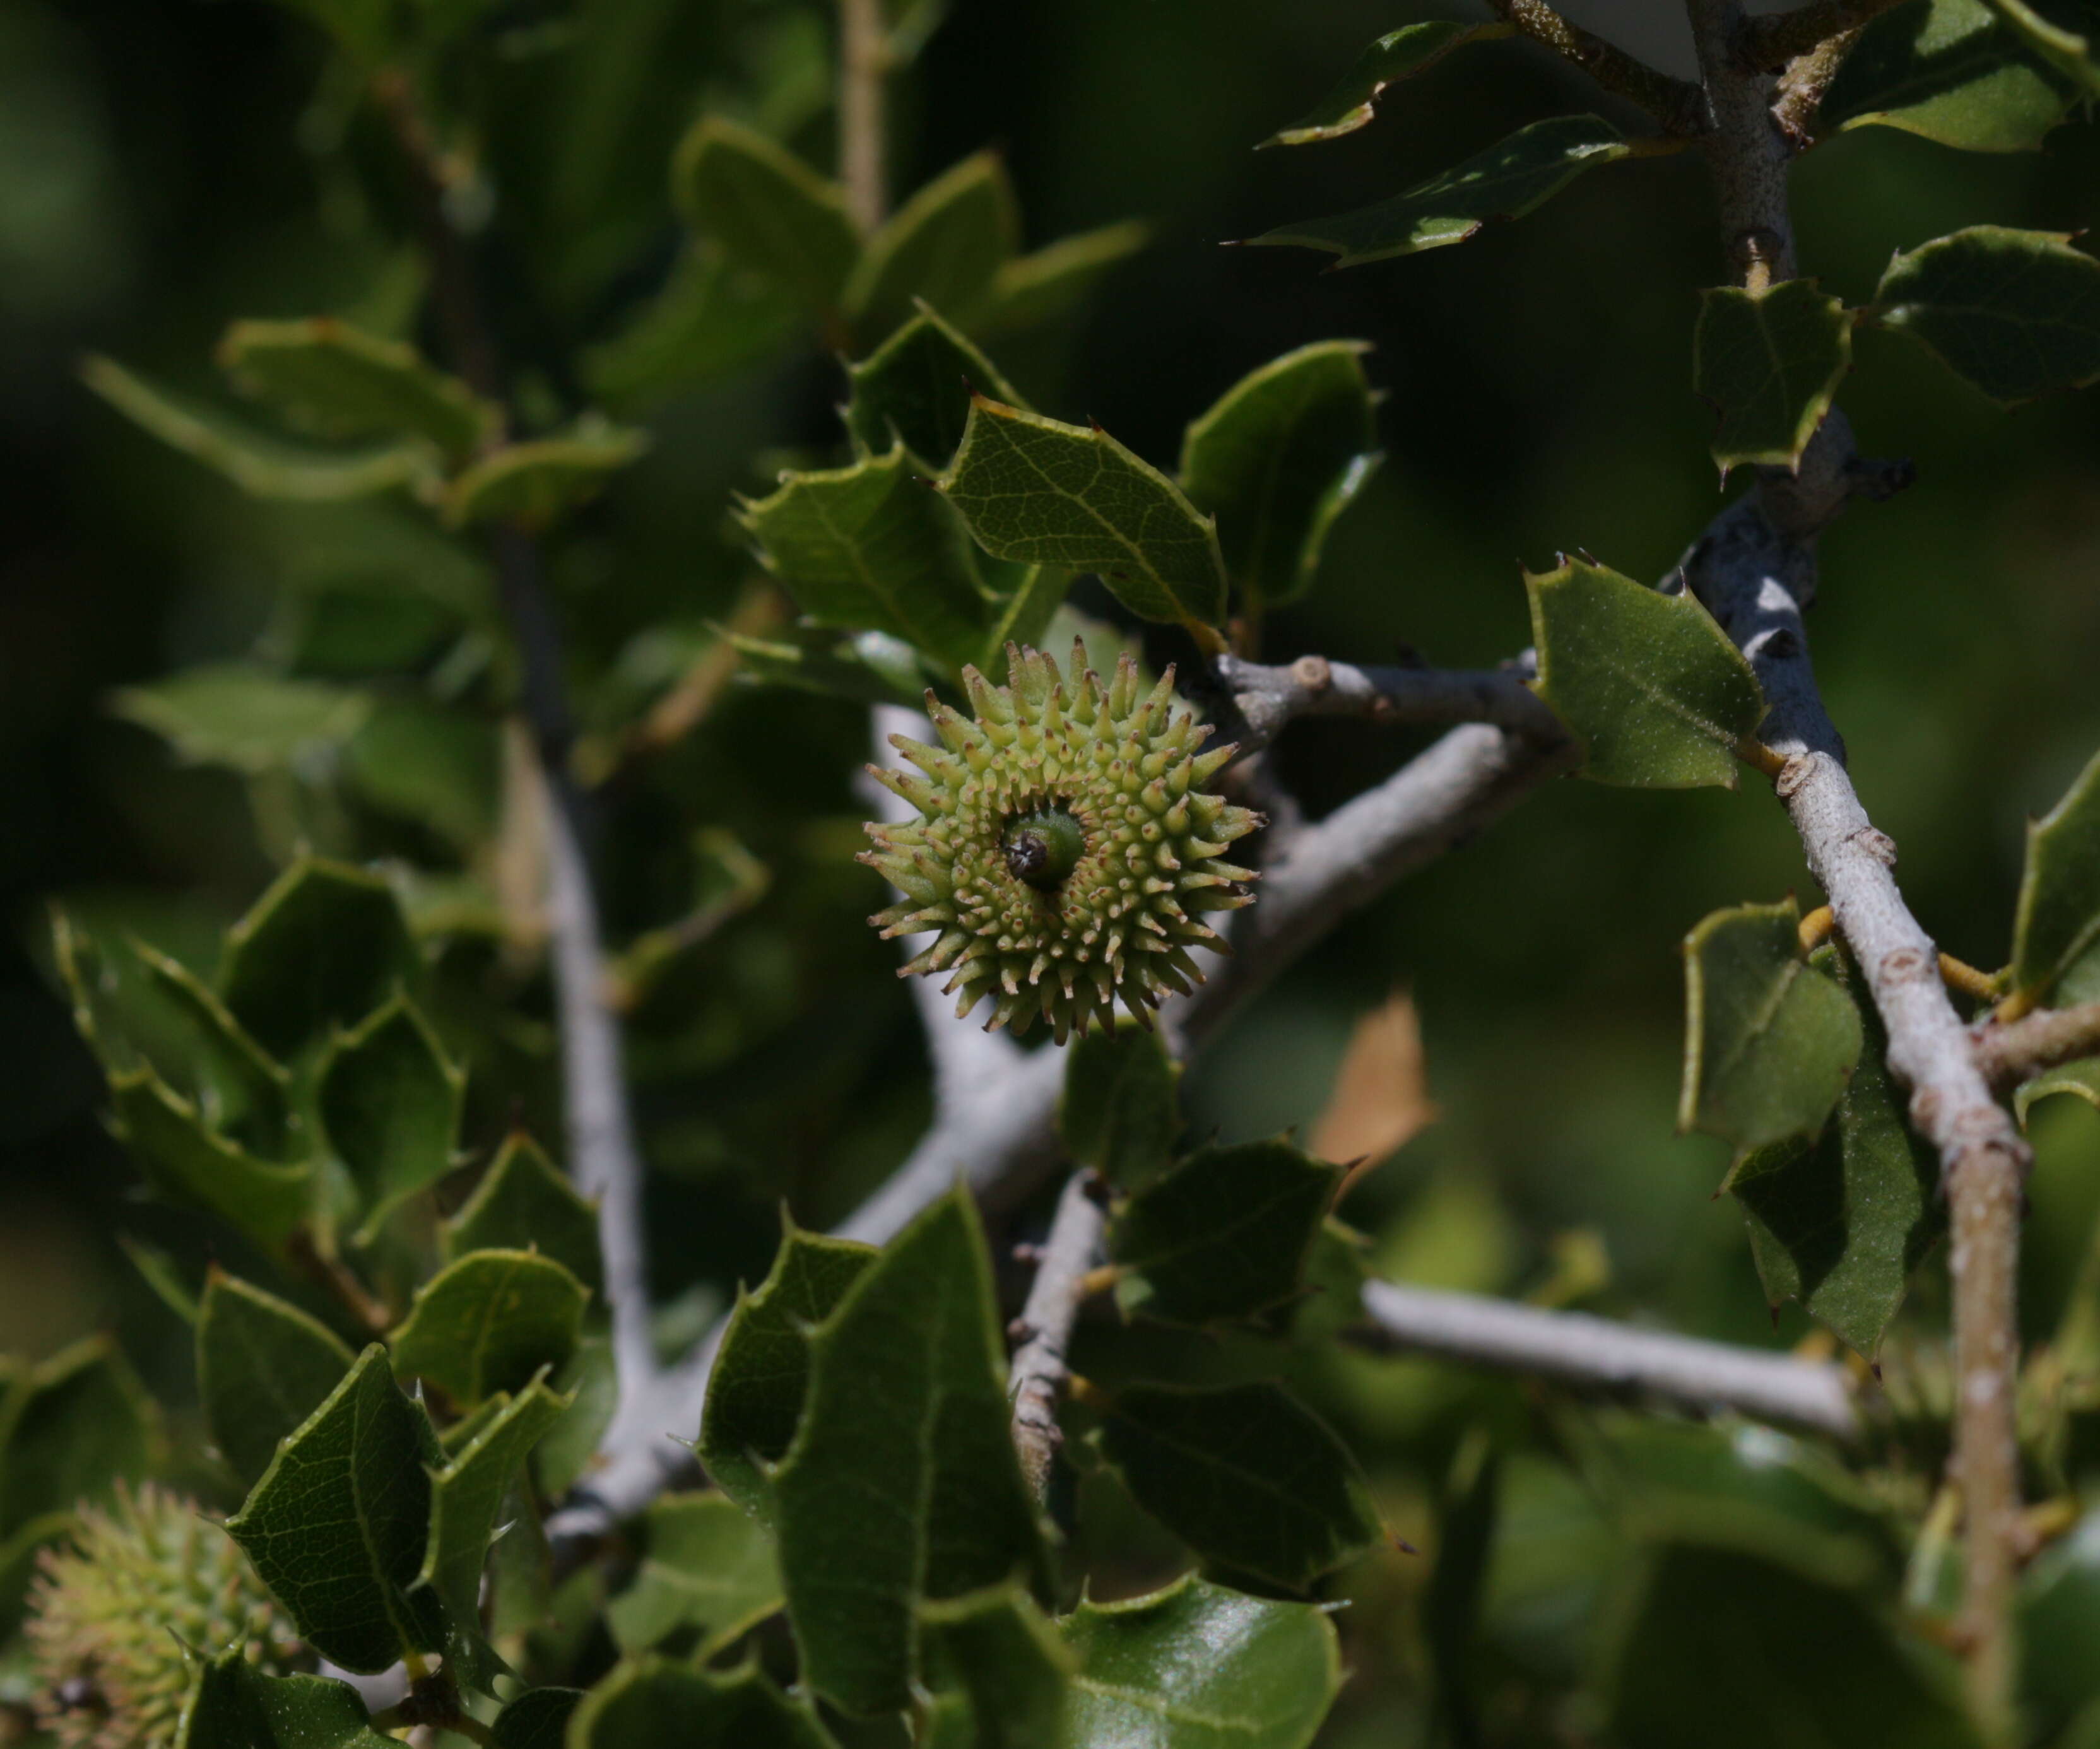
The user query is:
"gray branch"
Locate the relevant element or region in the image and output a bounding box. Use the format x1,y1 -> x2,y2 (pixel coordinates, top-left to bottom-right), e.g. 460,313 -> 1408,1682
1216,652 -> 1559,751
1973,1001 -> 2100,1093
1008,1170 -> 1109,1500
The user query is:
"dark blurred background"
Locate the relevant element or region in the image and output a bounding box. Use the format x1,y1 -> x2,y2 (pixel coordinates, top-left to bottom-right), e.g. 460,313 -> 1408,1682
1,0 -> 2097,1728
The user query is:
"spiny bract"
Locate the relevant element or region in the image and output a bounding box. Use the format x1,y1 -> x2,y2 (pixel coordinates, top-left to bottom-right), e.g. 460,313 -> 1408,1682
25,1484 -> 298,1749
861,640 -> 1260,1041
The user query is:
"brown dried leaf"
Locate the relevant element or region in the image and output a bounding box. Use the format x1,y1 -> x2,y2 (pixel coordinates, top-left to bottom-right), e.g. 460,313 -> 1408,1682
1310,992 -> 1439,1179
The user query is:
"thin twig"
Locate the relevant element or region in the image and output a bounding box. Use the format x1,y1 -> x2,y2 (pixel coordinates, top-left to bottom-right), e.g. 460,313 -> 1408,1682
1353,1280 -> 1861,1439
1974,1002 -> 2100,1093
1215,652 -> 1562,751
837,0 -> 888,234
1008,1170 -> 1110,1500
1487,0 -> 1708,134
1741,0 -> 1909,71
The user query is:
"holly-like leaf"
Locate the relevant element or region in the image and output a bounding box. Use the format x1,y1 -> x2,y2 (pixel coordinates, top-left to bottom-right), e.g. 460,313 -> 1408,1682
740,446 -> 994,673
126,938 -> 290,1154
938,396 -> 1228,628
105,1067 -> 313,1252
2017,1057 -> 2100,1123
568,1658 -> 839,1748
532,1336 -> 616,1499
218,317 -> 495,459
672,117 -> 860,310
606,1492 -> 783,1654
1680,902 -> 1863,1160
1244,115 -> 1644,268
177,1653 -> 398,1749
1178,341 -> 1381,609
1526,557 -> 1765,789
491,1689 -> 585,1749
444,422 -> 648,530
342,698 -> 500,851
1986,0 -> 2100,93
445,1131 -> 605,1298
2010,744 -> 2100,1006
197,1273 -> 355,1489
1819,0 -> 2089,151
1111,1138 -> 1339,1326
0,1337 -> 152,1538
217,859 -> 421,1061
697,1227 -> 878,1522
1060,1024 -> 1181,1192
390,1251 -> 587,1410
109,664 -> 372,776
843,304 -> 1029,473
1094,1381 -> 1382,1588
227,1345 -> 447,1672
1694,281 -> 1853,476
919,1583 -> 1075,1749
318,996 -> 463,1244
970,221 -> 1150,335
842,152 -> 1019,345
82,356 -> 438,501
1725,948 -> 1943,1355
1871,225 -> 2100,403
1058,1574 -> 1343,1749
584,249 -> 803,414
771,1189 -> 1050,1716
1259,20 -> 1513,146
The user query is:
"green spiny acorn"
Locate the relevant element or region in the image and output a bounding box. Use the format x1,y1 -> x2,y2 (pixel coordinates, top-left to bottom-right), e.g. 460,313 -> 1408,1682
862,640 -> 1260,1041
25,1485 -> 298,1749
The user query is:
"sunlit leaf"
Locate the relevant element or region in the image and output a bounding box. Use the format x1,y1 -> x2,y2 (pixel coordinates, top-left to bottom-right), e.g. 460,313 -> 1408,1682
1259,20 -> 1513,146
1985,0 -> 2100,92
1820,0 -> 2089,150
1694,281 -> 1853,476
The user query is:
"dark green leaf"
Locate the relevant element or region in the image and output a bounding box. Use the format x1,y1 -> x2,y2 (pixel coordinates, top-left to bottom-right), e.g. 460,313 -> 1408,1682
1059,1024 -> 1181,1192
1871,225 -> 2100,403
1178,341 -> 1381,608
727,625 -> 939,707
82,356 -> 437,500
318,996 -> 463,1244
446,1131 -> 605,1298
1694,281 -> 1853,476
1820,0 -> 2087,151
128,936 -> 290,1153
1245,115 -> 1643,268
1986,0 -> 2100,92
262,0 -> 392,62
2021,1509 -> 2100,1737
918,1583 -> 1075,1749
569,1658 -> 839,1748
1111,1138 -> 1340,1325
105,1066 -> 313,1251
2017,1056 -> 2100,1123
197,1273 -> 355,1489
671,116 -> 860,310
226,1344 -> 446,1672
177,1652 -> 398,1749
771,1189 -> 1049,1715
218,317 -> 493,459
1725,948 -> 1943,1353
843,152 -> 1019,344
492,1688 -> 585,1749
444,422 -> 648,530
389,1250 -> 587,1410
342,698 -> 500,851
981,565 -> 1071,671
740,446 -> 993,672
1425,1435 -> 1499,1741
843,304 -> 1029,473
109,664 -> 371,776
971,221 -> 1151,335
1259,20 -> 1514,146
0,1337 -> 152,1537
1526,556 -> 1765,789
698,1227 -> 877,1522
1680,900 -> 1863,1160
2010,744 -> 2100,1006
606,1492 -> 782,1654
1095,1380 -> 1381,1587
584,249 -> 803,414
1058,1574 -> 1342,1749
217,859 -> 421,1061
938,396 -> 1227,628
533,1336 -> 618,1498
120,1234 -> 204,1326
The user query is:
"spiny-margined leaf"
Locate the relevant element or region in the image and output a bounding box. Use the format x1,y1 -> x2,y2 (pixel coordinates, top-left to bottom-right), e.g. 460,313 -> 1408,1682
567,1657 -> 839,1748
2017,1057 -> 2100,1124
109,665 -> 371,777
177,1652 -> 398,1749
1259,20 -> 1514,146
938,396 -> 1227,628
2009,743 -> 2100,1006
741,445 -> 994,673
532,1336 -> 616,1499
1694,281 -> 1853,476
584,249 -> 803,414
1986,0 -> 2100,91
1178,341 -> 1381,608
1724,946 -> 1942,1355
1870,225 -> 2100,403
197,1273 -> 355,1489
0,1337 -> 152,1538
1058,1574 -> 1343,1749
697,1226 -> 877,1522
106,1066 -> 313,1252
1059,1023 -> 1181,1192
226,1345 -> 446,1671
842,151 -> 1018,344
970,221 -> 1151,335
1819,0 -> 2089,151
217,858 -> 422,1061
843,303 -> 1028,473
318,996 -> 462,1244
1526,556 -> 1766,789
1111,1138 -> 1340,1325
443,421 -> 647,529
606,1492 -> 783,1654
1680,900 -> 1863,1160
127,935 -> 290,1153
1094,1381 -> 1382,1588
671,116 -> 859,310
770,1189 -> 1050,1716
918,1583 -> 1075,1749
389,1250 -> 587,1410
217,317 -> 494,459
1244,115 -> 1647,268
445,1131 -> 604,1298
